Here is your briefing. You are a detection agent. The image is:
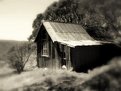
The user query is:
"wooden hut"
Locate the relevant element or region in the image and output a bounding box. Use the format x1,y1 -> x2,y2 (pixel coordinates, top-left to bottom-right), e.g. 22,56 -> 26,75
35,21 -> 121,72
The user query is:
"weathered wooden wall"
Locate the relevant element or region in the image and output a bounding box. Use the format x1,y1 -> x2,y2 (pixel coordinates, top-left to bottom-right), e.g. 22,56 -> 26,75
37,38 -> 72,70
36,26 -> 62,69
71,44 -> 121,72
36,25 -> 121,72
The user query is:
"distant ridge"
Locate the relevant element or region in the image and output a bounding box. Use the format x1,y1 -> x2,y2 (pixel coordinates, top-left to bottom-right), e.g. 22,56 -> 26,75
0,40 -> 27,60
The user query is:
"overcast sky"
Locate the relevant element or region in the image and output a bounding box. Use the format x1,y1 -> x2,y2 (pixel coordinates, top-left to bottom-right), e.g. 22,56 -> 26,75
0,0 -> 58,41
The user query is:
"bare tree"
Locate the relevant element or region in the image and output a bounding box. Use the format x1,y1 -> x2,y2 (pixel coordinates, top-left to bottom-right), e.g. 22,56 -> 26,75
8,42 -> 36,73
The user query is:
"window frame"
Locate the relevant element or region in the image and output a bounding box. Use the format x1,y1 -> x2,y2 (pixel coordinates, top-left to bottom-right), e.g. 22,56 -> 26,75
41,34 -> 50,57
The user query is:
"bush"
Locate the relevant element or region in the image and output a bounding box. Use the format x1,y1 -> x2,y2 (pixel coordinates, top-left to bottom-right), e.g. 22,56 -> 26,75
7,42 -> 36,73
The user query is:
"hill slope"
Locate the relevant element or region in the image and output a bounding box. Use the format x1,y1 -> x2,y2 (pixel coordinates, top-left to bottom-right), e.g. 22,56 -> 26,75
0,40 -> 27,60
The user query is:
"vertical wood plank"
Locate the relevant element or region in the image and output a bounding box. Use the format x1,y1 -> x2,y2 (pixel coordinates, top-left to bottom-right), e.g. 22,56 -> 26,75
67,47 -> 71,70
65,45 -> 68,69
54,44 -> 58,70
51,41 -> 53,69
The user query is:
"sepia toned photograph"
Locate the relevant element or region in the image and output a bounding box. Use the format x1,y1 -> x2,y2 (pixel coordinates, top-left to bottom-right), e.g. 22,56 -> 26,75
0,0 -> 121,91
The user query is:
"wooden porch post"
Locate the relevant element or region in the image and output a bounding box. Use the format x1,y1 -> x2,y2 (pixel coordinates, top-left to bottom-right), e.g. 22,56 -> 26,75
65,46 -> 71,70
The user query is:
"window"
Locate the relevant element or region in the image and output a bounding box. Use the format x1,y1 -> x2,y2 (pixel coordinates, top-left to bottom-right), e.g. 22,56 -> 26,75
41,41 -> 49,57
41,34 -> 49,57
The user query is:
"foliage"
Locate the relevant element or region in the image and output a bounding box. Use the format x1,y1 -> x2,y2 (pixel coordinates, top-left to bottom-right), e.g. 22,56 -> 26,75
29,0 -> 121,43
7,42 -> 36,73
81,66 -> 121,91
29,14 -> 44,40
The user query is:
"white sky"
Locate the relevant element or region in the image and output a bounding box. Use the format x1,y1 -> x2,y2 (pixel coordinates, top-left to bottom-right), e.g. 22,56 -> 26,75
0,0 -> 58,41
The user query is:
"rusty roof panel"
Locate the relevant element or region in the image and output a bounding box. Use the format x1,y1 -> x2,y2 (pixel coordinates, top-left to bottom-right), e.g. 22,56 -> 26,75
40,21 -> 110,47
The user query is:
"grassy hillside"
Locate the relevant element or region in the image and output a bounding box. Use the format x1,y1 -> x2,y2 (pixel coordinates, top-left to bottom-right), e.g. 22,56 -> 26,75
0,57 -> 120,91
0,40 -> 27,60
15,58 -> 121,91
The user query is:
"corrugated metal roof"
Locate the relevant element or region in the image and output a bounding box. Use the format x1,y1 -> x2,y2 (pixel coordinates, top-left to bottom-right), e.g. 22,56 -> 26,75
36,21 -> 110,47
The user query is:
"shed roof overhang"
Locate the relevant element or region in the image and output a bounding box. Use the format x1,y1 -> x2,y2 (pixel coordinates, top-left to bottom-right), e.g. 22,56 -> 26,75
35,21 -> 111,47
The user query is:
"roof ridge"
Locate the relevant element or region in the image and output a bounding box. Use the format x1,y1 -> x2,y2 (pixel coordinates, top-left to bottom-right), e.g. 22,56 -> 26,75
42,20 -> 82,25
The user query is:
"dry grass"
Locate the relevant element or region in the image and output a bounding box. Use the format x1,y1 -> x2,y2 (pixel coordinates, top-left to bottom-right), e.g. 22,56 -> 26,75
0,57 -> 121,91
0,68 -> 89,91
16,58 -> 121,91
